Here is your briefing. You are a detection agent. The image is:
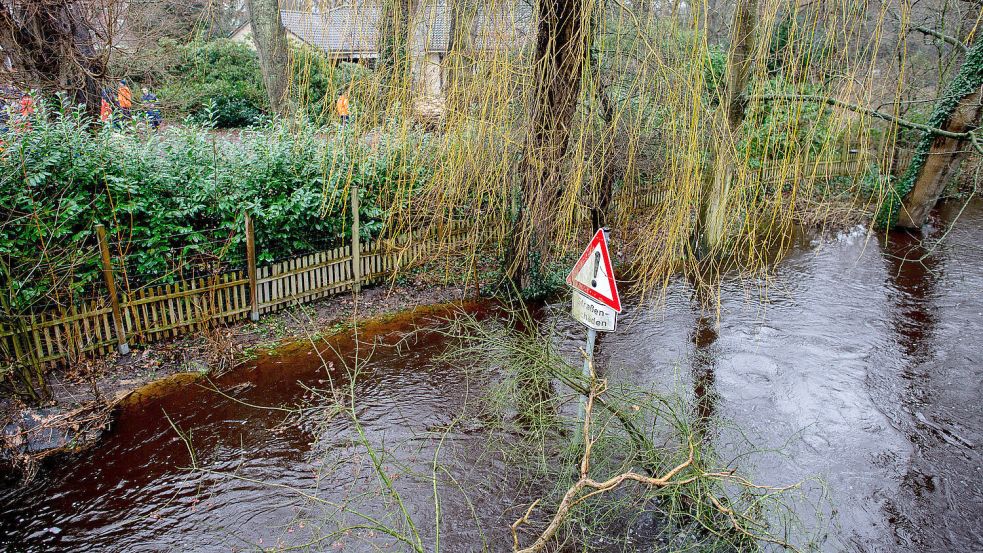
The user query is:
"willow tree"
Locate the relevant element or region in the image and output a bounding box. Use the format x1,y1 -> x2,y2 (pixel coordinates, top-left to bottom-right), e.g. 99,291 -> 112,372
696,0 -> 758,256
510,0 -> 591,289
0,0 -> 107,116
244,0 -> 289,114
378,0 -> 414,104
588,46 -> 619,233
445,0 -> 481,95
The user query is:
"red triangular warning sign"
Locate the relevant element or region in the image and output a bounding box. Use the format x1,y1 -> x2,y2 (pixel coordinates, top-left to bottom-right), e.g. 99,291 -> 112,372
566,229 -> 621,313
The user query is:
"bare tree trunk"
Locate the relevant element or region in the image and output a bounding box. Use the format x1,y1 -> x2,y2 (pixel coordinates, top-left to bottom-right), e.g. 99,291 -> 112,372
378,0 -> 412,99
896,37 -> 983,229
0,0 -> 107,116
695,0 -> 757,255
509,0 -> 590,289
244,0 -> 288,114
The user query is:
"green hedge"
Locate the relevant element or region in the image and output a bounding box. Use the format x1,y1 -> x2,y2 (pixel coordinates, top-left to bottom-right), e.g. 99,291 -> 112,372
0,103 -> 430,310
155,38 -> 269,127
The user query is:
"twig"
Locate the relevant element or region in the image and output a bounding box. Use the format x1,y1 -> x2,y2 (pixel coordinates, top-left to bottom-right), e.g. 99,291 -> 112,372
510,498 -> 540,551
511,361 -> 801,553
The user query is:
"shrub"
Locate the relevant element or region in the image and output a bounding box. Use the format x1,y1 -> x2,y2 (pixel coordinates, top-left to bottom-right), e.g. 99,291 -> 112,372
288,47 -> 374,124
129,39 -> 375,128
0,102 -> 431,310
739,78 -> 838,165
156,38 -> 269,127
703,46 -> 727,102
766,16 -> 833,78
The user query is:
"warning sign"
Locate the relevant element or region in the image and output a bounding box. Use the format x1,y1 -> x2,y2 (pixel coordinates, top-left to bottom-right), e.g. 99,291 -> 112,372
566,229 -> 621,313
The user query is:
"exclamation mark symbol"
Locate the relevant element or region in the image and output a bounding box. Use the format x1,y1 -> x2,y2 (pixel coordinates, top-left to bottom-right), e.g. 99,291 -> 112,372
591,251 -> 600,288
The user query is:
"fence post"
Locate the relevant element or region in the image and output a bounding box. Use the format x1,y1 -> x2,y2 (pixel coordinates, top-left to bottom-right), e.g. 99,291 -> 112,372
96,224 -> 130,355
351,185 -> 361,294
245,212 -> 259,322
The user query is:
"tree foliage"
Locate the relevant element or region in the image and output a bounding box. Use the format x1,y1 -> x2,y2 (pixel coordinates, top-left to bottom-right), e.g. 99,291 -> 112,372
155,38 -> 270,127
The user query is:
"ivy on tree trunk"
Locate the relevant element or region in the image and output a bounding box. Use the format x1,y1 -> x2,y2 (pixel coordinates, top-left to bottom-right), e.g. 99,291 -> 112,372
885,35 -> 983,229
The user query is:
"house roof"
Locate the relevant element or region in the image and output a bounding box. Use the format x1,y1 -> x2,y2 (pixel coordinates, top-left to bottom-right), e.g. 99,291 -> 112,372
236,1 -> 533,58
280,5 -> 383,57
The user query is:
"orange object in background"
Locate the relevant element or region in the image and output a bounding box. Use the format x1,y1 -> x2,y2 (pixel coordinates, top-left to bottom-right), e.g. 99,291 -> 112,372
19,96 -> 33,117
336,94 -> 349,117
118,85 -> 132,109
100,98 -> 111,121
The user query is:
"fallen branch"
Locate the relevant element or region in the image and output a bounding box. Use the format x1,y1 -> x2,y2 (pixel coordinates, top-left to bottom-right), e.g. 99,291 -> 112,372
511,367 -> 696,553
511,358 -> 801,553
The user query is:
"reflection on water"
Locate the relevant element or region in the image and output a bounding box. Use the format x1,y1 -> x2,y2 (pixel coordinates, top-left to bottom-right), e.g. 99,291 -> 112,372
2,201 -> 982,552
560,199 -> 983,552
690,310 -> 720,436
877,212 -> 982,552
884,228 -> 939,364
0,303 -> 523,551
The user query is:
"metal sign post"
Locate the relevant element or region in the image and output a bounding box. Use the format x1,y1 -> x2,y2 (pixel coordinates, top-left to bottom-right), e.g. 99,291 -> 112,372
578,326 -> 597,429
567,228 -> 621,434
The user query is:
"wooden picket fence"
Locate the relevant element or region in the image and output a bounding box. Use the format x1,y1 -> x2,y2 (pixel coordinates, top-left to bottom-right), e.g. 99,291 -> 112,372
254,231 -> 437,315
0,197 -> 466,370
758,141 -> 871,186
0,141 -> 895,371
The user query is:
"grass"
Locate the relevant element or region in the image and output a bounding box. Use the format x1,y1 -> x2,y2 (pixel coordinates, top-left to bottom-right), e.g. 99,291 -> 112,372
175,299 -> 825,551
436,303 -> 826,552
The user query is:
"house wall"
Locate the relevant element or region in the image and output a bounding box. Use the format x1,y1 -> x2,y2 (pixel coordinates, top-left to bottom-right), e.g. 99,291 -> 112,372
230,23 -> 306,49
415,52 -> 443,98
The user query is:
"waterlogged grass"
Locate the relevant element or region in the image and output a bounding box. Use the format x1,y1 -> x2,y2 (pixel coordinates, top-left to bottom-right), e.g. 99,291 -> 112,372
172,301 -> 826,551
437,305 -> 826,552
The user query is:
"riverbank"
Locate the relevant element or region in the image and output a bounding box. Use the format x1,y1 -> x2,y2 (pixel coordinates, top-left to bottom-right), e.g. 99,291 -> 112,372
0,213 -> 878,480
1,281 -> 473,480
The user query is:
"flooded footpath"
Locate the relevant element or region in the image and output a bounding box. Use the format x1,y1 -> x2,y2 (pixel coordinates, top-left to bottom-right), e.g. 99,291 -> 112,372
1,200 -> 981,552
563,199 -> 982,552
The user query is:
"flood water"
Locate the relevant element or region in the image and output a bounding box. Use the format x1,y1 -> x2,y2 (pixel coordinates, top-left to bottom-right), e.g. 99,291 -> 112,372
2,200 -> 982,552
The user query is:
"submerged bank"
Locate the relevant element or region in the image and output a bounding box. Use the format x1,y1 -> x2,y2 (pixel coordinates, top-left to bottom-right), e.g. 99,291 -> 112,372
1,282 -> 471,475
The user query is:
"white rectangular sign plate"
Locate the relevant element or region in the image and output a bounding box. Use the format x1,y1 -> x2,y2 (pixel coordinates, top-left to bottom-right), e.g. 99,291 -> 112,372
571,291 -> 617,332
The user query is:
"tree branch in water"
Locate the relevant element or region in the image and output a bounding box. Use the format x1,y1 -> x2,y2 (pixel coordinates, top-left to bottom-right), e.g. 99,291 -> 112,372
511,358 -> 801,553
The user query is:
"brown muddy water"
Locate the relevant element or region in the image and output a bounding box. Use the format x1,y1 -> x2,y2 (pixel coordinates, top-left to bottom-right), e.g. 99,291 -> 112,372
2,200 -> 982,552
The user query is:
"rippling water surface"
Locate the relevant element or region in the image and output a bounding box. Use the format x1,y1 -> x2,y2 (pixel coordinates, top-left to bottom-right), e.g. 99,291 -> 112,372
2,201 -> 981,552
